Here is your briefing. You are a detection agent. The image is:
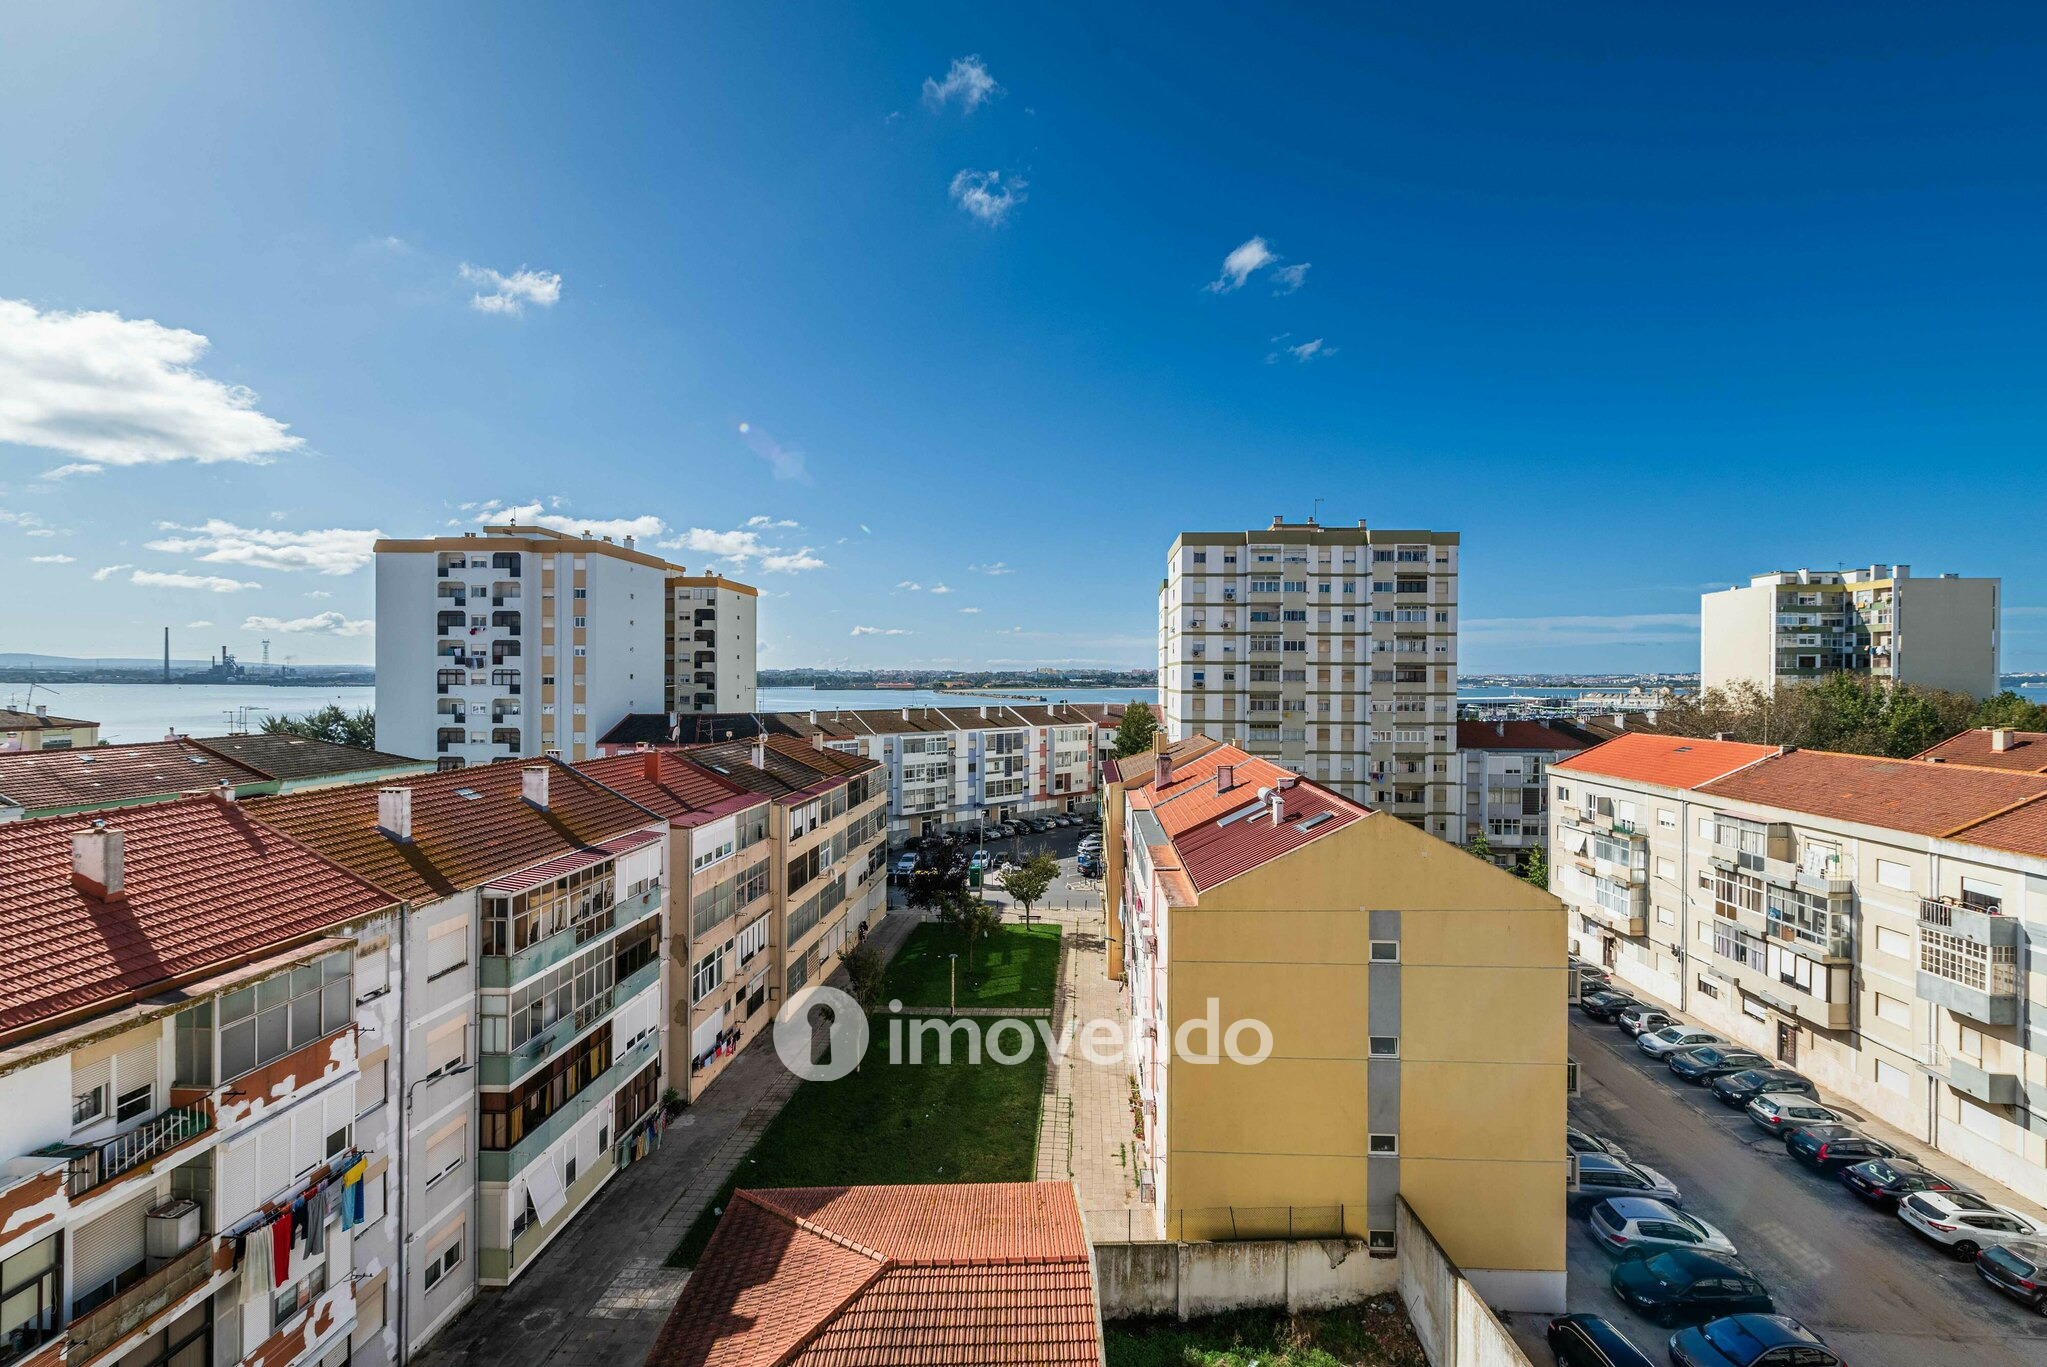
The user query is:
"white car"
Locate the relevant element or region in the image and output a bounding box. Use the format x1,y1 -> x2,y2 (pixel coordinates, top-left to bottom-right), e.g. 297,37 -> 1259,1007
1587,1196 -> 1738,1258
1746,1093 -> 1842,1135
1899,1190 -> 2047,1259
1638,1025 -> 1726,1059
893,853 -> 919,876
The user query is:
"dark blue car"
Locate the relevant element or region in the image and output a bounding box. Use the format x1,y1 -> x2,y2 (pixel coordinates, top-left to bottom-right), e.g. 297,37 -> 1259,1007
1669,1313 -> 1841,1367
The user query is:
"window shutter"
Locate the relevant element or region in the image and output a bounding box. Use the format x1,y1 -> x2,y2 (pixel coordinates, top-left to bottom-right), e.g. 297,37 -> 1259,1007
71,1191 -> 153,1296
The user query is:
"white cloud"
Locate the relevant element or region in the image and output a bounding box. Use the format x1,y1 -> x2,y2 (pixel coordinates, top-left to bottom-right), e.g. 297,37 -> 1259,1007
1272,263 -> 1311,294
28,553 -> 74,563
759,547 -> 825,573
949,170 -> 1025,225
42,462 -> 101,479
471,500 -> 665,542
132,570 -> 261,593
186,620 -> 212,628
0,508 -> 48,531
968,561 -> 1013,575
745,515 -> 799,529
735,422 -> 810,483
658,525 -> 826,574
1207,237 -> 1277,293
923,55 -> 1000,112
850,625 -> 912,636
896,580 -> 923,591
240,611 -> 374,637
1286,338 -> 1334,362
458,263 -> 563,316
24,529 -> 55,538
306,590 -> 332,599
959,606 -> 982,614
145,519 -> 382,575
929,583 -> 952,594
0,298 -> 305,466
92,563 -> 133,581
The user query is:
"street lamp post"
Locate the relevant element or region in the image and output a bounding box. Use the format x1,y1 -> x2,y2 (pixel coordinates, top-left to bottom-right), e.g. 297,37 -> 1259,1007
949,953 -> 958,1017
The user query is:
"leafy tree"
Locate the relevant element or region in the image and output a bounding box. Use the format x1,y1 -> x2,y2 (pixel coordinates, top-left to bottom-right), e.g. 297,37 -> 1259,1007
905,834 -> 972,916
1113,702 -> 1160,759
1519,846 -> 1549,891
935,889 -> 1007,970
1466,829 -> 1493,863
259,704 -> 378,750
995,853 -> 1059,925
839,941 -> 887,1015
1658,677 -> 1980,759
1974,691 -> 2047,731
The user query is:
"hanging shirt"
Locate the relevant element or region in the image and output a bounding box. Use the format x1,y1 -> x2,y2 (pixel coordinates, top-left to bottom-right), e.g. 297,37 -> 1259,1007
269,1210 -> 293,1286
240,1224 -> 274,1307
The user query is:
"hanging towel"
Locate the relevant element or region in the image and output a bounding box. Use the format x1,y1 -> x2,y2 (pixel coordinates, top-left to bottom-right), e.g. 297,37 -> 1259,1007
268,1211 -> 293,1286
290,1196 -> 310,1250
347,1173 -> 366,1226
339,1182 -> 358,1232
305,1190 -> 327,1256
343,1158 -> 368,1186
240,1224 -> 274,1307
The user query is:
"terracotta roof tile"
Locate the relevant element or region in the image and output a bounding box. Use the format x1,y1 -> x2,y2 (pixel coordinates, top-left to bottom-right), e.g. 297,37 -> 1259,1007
1455,720 -> 1598,752
1552,732 -> 1778,790
0,796 -> 398,1044
0,739 -> 272,814
576,751 -> 766,826
1136,744 -> 1367,893
244,757 -> 658,903
1698,748 -> 2047,840
1911,729 -> 2047,774
684,736 -> 880,802
184,733 -> 424,782
647,1183 -> 1101,1367
1105,734 -> 1223,788
0,709 -> 94,731
1952,798 -> 2047,860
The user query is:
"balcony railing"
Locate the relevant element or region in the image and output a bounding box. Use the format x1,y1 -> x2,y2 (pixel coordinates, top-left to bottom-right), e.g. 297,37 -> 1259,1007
54,1107 -> 211,1198
479,1031 -> 661,1183
66,1238 -> 217,1367
481,958 -> 661,1086
1920,896 -> 2003,928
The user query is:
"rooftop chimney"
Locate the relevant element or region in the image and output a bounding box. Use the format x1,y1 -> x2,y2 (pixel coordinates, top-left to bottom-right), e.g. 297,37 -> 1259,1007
1269,786 -> 1285,824
624,535 -> 636,551
378,787 -> 413,842
1217,762 -> 1234,793
522,765 -> 550,810
642,750 -> 661,784
35,704 -> 47,718
1992,728 -> 2015,753
902,708 -> 911,721
808,710 -> 818,724
71,822 -> 125,899
752,737 -> 767,768
214,778 -> 237,804
1495,721 -> 1506,738
1156,750 -> 1173,788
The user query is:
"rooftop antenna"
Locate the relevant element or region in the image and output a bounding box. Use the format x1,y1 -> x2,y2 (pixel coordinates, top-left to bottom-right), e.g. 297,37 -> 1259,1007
1310,496 -> 1324,524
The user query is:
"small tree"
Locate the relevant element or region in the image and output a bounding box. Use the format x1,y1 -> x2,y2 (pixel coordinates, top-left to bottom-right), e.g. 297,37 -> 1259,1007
996,853 -> 1059,925
840,941 -> 887,1016
260,704 -> 378,750
1113,702 -> 1159,759
1520,846 -> 1549,891
936,889 -> 1006,969
1467,829 -> 1493,863
1975,690 -> 2047,732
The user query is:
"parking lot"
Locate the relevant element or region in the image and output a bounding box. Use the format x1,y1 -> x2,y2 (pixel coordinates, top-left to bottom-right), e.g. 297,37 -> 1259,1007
1512,1014 -> 2047,1366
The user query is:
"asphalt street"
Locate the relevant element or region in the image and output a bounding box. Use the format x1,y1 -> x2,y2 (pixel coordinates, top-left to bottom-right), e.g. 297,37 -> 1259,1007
1502,1019 -> 2047,1366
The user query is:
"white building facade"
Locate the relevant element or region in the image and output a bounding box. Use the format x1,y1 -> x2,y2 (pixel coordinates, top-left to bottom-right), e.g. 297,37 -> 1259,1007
666,577 -> 758,716
1456,721 -> 1592,868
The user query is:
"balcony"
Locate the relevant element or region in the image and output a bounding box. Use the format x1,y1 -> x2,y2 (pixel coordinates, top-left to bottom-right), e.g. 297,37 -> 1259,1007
1936,1057 -> 2022,1107
436,727 -> 467,754
479,1030 -> 661,1183
44,1107 -> 212,1199
65,1237 -> 221,1367
481,958 -> 661,1086
693,629 -> 716,647
1918,898 -> 2021,1025
491,611 -> 523,637
479,888 -> 660,990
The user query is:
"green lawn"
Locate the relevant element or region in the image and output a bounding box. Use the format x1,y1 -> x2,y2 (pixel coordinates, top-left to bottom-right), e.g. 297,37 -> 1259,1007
884,921 -> 1061,1010
667,1016 -> 1047,1267
1105,1303 -> 1426,1367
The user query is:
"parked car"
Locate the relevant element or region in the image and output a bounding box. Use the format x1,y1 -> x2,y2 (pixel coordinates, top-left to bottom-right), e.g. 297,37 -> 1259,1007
1976,1240 -> 2047,1315
1667,1314 -> 1841,1367
1668,1046 -> 1771,1084
1841,1156 -> 1954,1209
1639,1026 -> 1725,1059
1580,990 -> 1640,1021
1567,1125 -> 1629,1163
1784,1124 -> 1912,1174
1572,957 -> 1612,986
1609,1248 -> 1771,1328
1745,1094 -> 1841,1135
968,851 -> 990,873
1076,854 -> 1103,878
1899,1190 -> 2047,1259
1709,1068 -> 1815,1108
1545,1313 -> 1656,1367
1588,1197 -> 1737,1258
1617,1005 -> 1675,1038
893,853 -> 920,877
1570,1153 -> 1684,1210
1060,814 -> 1081,826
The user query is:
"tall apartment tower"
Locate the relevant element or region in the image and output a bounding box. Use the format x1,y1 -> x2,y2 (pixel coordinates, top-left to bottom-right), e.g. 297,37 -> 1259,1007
1158,515 -> 1460,837
1700,564 -> 2000,698
667,574 -> 759,714
376,525 -> 681,766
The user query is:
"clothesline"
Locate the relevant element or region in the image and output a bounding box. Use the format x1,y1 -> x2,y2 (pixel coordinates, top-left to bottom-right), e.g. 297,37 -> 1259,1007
231,1148 -> 372,1304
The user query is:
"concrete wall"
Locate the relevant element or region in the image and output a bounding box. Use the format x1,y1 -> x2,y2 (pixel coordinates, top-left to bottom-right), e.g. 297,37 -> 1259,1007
1699,583 -> 1772,694
1896,576 -> 2000,698
1396,1199 -> 1536,1367
1092,1238 -> 1397,1321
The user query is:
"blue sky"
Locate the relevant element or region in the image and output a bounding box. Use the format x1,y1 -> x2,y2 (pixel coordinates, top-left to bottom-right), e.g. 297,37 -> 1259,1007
3,3 -> 2044,673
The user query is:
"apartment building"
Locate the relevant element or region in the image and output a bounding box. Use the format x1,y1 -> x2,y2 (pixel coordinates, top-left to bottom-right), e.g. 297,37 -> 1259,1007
0,735 -> 430,823
1113,738 -> 1567,1310
1157,516 -> 1460,838
244,759 -> 671,1337
0,707 -> 99,752
1551,732 -> 2047,1206
0,795 -> 403,1367
665,576 -> 758,716
375,526 -> 682,767
1456,721 -> 1595,868
1700,564 -> 2001,697
682,737 -> 890,1005
574,751 -> 776,1101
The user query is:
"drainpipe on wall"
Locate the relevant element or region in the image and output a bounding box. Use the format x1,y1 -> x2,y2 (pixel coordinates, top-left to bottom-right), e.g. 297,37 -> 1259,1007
395,905 -> 412,1365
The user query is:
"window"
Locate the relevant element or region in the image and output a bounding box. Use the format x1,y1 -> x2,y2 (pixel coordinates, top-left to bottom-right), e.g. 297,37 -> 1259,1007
1369,941 -> 1399,962
1875,925 -> 1910,960
115,1084 -> 152,1123
422,1236 -> 463,1292
691,949 -> 725,1004
0,1233 -> 60,1362
1368,1134 -> 1398,1154
218,951 -> 353,1082
1368,1036 -> 1399,1058
572,587 -> 588,600
1876,1059 -> 1909,1095
573,615 -> 587,629
357,1055 -> 389,1116
427,918 -> 469,980
72,1082 -> 108,1129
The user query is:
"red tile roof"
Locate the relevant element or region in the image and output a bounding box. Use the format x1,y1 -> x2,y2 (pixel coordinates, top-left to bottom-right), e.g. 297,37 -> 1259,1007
0,796 -> 398,1044
1552,733 -> 1778,790
1455,720 -> 1597,752
648,1182 -> 1101,1367
244,757 -> 658,903
0,739 -> 272,814
1104,734 -> 1224,787
1911,729 -> 2047,774
575,751 -> 765,827
1698,749 -> 2047,841
1130,744 -> 1368,893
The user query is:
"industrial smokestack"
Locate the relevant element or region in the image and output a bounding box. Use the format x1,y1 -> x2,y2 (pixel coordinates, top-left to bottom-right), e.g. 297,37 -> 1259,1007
163,627 -> 170,683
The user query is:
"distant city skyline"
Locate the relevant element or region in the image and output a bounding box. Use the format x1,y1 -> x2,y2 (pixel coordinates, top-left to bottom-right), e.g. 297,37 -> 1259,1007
4,5 -> 2045,673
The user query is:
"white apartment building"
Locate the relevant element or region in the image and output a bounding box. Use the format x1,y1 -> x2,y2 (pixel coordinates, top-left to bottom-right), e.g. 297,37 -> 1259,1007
1552,732 -> 2047,1207
245,760 -> 671,1343
666,576 -> 758,716
375,526 -> 681,767
1158,517 -> 1459,837
1701,564 -> 2001,698
1456,720 -> 1593,867
0,796 -> 403,1367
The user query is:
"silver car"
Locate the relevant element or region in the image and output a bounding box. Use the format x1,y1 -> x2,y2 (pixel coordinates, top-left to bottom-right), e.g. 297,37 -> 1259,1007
1588,1197 -> 1737,1257
1638,1025 -> 1726,1059
1747,1093 -> 1841,1135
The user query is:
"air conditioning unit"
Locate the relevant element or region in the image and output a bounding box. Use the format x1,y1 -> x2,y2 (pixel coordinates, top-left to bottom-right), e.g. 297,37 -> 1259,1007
145,1199 -> 201,1269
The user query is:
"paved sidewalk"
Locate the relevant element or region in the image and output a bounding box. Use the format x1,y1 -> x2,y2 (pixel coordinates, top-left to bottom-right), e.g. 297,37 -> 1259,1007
414,909 -> 921,1367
